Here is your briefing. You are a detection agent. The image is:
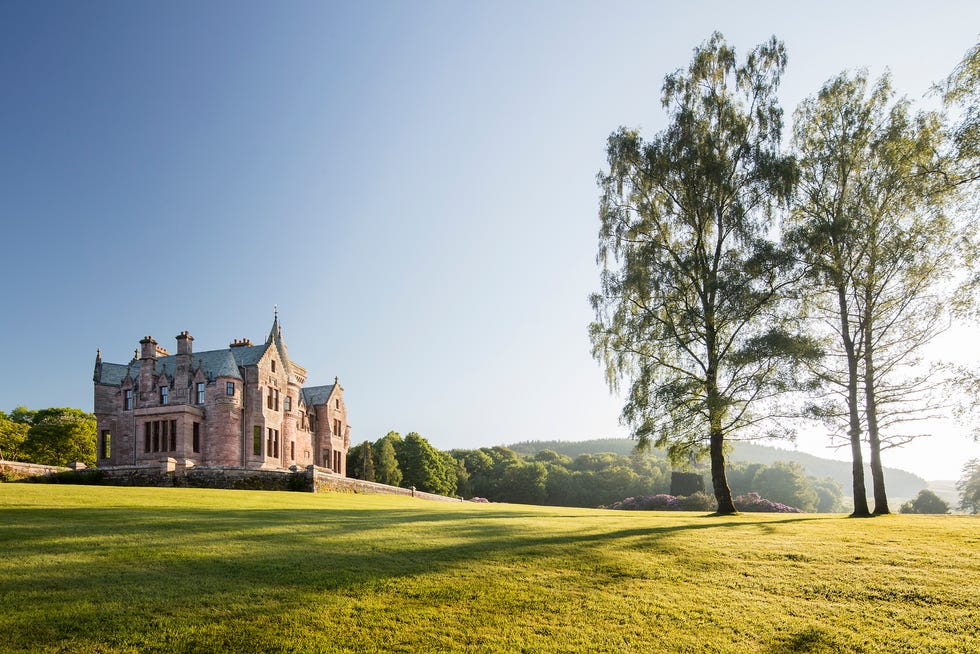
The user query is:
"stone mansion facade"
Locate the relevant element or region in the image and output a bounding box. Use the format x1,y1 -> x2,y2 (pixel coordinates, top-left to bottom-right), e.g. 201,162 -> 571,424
93,317 -> 350,475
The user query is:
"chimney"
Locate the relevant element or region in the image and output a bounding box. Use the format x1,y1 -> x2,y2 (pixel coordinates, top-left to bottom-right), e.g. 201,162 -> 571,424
140,336 -> 158,360
176,331 -> 194,355
139,336 -> 158,399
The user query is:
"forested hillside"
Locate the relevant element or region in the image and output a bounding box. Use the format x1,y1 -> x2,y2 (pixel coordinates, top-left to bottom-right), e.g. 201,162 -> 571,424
507,438 -> 928,501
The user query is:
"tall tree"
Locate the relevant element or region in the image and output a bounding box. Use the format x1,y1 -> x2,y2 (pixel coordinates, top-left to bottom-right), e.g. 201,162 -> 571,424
0,411 -> 29,461
372,432 -> 402,487
791,71 -> 967,515
956,459 -> 980,514
592,32 -> 807,514
20,408 -> 96,467
397,432 -> 456,496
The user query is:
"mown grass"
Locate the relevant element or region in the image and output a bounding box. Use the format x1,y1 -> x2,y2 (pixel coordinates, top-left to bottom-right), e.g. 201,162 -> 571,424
0,485 -> 977,653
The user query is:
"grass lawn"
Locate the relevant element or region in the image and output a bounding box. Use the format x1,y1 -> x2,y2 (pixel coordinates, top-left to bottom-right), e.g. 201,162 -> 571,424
0,485 -> 977,653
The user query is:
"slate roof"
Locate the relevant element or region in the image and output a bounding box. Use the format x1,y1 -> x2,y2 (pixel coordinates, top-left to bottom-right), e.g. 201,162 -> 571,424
302,384 -> 335,407
96,347 -> 260,386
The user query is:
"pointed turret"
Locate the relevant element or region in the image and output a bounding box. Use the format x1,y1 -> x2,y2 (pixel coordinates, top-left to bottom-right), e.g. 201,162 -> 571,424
93,348 -> 102,382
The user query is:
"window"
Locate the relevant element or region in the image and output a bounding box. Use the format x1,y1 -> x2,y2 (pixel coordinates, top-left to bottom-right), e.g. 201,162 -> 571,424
192,422 -> 200,454
271,360 -> 276,373
226,382 -> 235,396
170,420 -> 177,451
144,423 -> 151,452
274,389 -> 279,411
284,395 -> 291,412
266,388 -> 272,410
290,441 -> 295,460
334,419 -> 342,436
160,386 -> 169,405
101,430 -> 111,459
253,426 -> 261,456
124,390 -> 133,411
153,421 -> 160,452
336,399 -> 340,409
196,382 -> 205,404
274,429 -> 279,458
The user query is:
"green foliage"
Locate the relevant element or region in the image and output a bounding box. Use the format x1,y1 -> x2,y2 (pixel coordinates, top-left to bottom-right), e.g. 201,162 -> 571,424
592,32 -> 817,514
940,40 -> 980,184
372,434 -> 402,487
899,489 -> 951,514
2,485 -> 979,652
20,408 -> 96,467
956,459 -> 980,514
396,432 -> 456,496
347,441 -> 375,482
752,462 -> 819,513
0,412 -> 29,461
790,68 -> 970,516
811,477 -> 845,513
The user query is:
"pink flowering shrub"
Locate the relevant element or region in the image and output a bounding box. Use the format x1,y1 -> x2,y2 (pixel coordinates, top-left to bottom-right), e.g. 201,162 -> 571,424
734,492 -> 803,513
605,491 -> 803,513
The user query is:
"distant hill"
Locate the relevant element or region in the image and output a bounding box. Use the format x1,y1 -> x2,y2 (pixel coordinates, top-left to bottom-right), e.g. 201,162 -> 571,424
506,438 -> 928,501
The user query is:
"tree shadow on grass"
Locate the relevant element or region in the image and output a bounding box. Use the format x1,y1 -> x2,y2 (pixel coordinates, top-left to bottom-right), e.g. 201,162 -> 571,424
0,502 -> 838,652
769,627 -> 845,653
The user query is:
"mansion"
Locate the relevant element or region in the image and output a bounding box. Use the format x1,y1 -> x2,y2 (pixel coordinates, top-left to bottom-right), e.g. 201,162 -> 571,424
93,317 -> 350,475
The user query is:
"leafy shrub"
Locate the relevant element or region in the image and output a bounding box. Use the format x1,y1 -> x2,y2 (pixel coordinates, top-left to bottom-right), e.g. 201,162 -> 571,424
678,492 -> 717,511
604,492 -> 716,512
734,492 -> 803,513
605,491 -> 802,513
29,469 -> 105,485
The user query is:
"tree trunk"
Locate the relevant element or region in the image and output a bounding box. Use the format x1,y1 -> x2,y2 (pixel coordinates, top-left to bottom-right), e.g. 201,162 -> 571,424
863,301 -> 890,514
838,283 -> 871,517
709,427 -> 737,514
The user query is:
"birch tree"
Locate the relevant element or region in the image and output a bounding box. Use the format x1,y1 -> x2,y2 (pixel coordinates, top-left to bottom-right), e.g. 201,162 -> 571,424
592,33 -> 811,515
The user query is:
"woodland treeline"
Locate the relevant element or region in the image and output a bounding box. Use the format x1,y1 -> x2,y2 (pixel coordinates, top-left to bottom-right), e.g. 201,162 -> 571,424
346,431 -> 844,511
590,33 -> 980,515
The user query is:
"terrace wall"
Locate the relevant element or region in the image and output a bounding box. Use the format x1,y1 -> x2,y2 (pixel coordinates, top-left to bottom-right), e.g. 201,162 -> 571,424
3,460 -> 464,503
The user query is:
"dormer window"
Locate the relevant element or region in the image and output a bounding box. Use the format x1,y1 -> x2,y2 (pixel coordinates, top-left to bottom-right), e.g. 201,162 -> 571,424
196,382 -> 205,404
160,386 -> 169,405
124,390 -> 133,411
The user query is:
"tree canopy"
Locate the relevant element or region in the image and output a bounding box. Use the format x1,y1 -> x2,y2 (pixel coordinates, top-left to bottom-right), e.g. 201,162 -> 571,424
592,32 -> 815,514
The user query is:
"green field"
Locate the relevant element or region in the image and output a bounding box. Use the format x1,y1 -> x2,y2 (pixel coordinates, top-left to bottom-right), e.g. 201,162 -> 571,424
1,485 -> 977,653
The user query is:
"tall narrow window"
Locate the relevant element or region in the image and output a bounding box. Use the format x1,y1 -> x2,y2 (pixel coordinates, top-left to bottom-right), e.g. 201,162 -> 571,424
153,421 -> 160,452
124,390 -> 133,411
334,419 -> 341,436
336,399 -> 340,409
253,426 -> 261,456
144,423 -> 151,452
160,386 -> 169,405
170,420 -> 177,451
196,382 -> 205,404
274,429 -> 279,458
267,388 -> 273,410
192,422 -> 200,454
290,441 -> 295,460
274,389 -> 280,411
284,395 -> 291,412
226,382 -> 235,396
271,360 -> 276,372
100,430 -> 111,460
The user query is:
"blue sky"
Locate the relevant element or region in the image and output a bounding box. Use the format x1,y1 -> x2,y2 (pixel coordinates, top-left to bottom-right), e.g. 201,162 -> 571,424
1,1 -> 978,480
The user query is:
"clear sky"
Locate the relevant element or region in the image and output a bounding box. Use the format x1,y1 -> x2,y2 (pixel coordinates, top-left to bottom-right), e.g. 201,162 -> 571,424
1,1 -> 978,480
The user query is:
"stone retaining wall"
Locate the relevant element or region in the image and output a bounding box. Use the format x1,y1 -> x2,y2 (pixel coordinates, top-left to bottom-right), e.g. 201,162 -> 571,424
310,466 -> 463,503
0,460 -> 71,480
2,458 -> 466,503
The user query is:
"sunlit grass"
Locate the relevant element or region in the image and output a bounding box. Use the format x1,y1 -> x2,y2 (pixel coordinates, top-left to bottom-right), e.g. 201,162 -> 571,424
1,485 -> 977,653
